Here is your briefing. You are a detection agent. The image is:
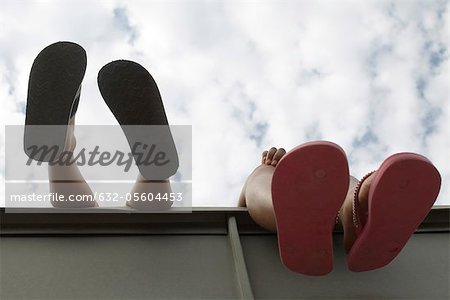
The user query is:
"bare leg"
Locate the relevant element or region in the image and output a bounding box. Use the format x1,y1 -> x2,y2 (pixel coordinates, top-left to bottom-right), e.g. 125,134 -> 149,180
48,117 -> 97,208
126,173 -> 173,210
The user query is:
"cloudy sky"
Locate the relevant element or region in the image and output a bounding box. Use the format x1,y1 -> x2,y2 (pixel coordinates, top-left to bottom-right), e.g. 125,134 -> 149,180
0,0 -> 448,206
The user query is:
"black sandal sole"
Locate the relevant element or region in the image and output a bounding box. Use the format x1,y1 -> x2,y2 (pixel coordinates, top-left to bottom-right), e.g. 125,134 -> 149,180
24,41 -> 87,161
98,60 -> 179,179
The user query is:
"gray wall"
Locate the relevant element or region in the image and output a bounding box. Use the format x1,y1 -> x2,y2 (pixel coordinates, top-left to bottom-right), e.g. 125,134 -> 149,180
1,232 -> 449,299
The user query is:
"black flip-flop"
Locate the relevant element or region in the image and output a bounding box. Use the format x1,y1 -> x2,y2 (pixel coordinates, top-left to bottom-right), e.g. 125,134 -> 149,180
24,41 -> 87,162
97,60 -> 178,180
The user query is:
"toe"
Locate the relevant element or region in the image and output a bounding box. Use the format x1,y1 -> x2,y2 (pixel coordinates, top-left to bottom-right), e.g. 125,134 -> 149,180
265,147 -> 277,165
261,150 -> 268,164
271,148 -> 286,166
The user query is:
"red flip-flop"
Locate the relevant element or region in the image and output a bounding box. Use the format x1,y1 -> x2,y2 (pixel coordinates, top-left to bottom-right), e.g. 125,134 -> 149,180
271,141 -> 349,275
347,153 -> 441,272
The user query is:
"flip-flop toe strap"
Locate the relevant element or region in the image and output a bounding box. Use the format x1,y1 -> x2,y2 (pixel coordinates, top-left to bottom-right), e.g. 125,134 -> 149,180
70,85 -> 82,118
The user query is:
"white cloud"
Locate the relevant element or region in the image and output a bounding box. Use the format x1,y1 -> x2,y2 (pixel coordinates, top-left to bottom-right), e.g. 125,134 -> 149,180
1,0 -> 448,206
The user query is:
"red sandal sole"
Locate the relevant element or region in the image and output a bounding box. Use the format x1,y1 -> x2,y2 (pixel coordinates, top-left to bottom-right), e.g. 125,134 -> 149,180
272,141 -> 349,275
347,153 -> 441,272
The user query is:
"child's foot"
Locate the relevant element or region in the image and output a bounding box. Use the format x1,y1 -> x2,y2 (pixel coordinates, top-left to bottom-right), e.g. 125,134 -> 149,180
97,60 -> 179,180
48,116 -> 98,208
126,174 -> 173,210
25,41 -> 87,162
237,147 -> 286,208
271,141 -> 349,275
342,153 -> 441,272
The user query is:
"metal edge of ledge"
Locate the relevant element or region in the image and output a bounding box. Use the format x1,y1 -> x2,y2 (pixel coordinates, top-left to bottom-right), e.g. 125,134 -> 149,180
0,206 -> 449,235
228,216 -> 255,300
